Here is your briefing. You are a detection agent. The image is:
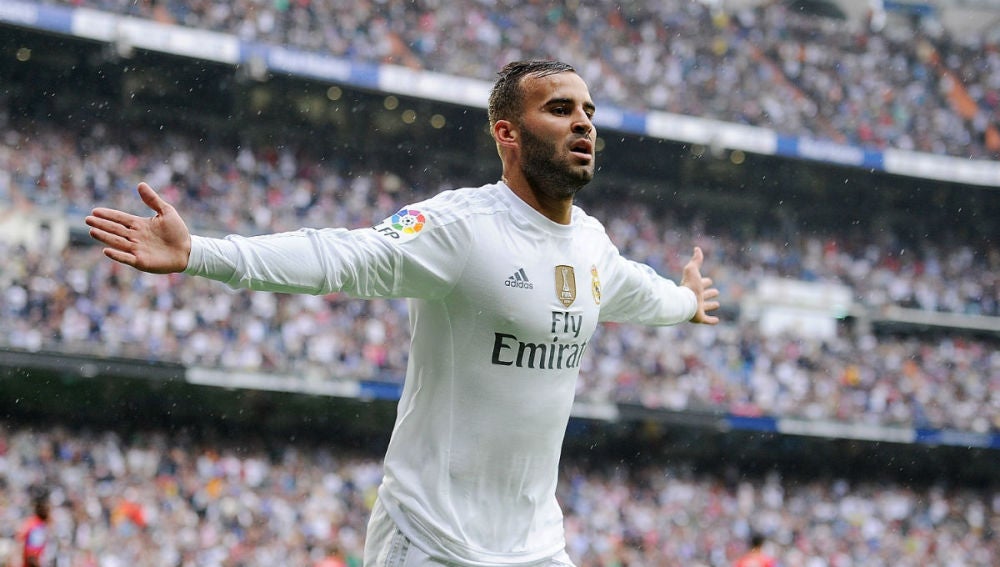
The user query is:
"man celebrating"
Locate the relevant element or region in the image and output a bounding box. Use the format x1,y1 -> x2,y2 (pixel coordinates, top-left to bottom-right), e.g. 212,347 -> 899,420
87,60 -> 720,566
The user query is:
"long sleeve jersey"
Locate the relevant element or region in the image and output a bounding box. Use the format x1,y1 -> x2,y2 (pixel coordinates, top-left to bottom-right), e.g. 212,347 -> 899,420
185,181 -> 697,566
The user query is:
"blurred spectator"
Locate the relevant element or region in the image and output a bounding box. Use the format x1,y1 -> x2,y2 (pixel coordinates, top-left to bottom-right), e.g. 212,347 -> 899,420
17,486 -> 52,567
734,532 -> 776,567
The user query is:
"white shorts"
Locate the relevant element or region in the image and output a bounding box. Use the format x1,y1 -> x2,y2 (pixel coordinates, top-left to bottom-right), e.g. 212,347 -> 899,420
363,498 -> 576,567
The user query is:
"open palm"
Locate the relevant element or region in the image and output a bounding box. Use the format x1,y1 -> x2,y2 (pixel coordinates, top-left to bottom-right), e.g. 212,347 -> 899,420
85,182 -> 192,274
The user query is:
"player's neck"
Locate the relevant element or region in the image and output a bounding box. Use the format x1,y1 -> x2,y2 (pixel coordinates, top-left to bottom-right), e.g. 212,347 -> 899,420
502,174 -> 573,225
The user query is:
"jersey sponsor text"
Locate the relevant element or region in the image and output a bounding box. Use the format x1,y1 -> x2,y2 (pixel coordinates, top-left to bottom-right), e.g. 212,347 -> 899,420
490,332 -> 589,369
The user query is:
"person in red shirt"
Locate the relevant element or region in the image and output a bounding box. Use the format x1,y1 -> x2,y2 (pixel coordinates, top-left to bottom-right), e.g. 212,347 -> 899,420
313,542 -> 348,567
17,488 -> 51,567
735,533 -> 777,567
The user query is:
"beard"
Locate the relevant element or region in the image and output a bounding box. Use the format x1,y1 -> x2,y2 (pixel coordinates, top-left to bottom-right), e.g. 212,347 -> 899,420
518,125 -> 595,200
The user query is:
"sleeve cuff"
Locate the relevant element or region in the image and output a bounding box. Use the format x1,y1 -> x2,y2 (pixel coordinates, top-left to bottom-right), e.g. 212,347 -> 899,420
182,234 -> 207,276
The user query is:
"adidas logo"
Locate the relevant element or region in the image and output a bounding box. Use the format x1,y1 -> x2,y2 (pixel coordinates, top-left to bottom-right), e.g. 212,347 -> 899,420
504,268 -> 534,290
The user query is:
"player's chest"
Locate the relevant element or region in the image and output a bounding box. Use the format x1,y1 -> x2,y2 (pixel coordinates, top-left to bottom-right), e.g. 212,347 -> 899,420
456,240 -> 605,342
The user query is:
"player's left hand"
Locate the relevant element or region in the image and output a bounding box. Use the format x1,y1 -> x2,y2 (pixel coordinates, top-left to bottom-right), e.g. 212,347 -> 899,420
681,246 -> 720,325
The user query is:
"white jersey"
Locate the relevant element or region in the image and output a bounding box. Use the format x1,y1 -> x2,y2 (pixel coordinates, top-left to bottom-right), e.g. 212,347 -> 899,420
185,181 -> 697,566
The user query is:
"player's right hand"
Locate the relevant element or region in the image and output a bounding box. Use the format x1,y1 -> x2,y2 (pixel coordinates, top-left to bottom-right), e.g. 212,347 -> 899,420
85,182 -> 192,274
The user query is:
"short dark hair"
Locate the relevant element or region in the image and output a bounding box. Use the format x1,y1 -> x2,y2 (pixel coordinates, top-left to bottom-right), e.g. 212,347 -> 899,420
487,60 -> 576,127
29,485 -> 50,516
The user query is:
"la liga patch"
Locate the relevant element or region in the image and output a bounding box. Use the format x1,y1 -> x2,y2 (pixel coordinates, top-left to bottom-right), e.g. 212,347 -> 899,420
372,207 -> 427,243
391,208 -> 426,233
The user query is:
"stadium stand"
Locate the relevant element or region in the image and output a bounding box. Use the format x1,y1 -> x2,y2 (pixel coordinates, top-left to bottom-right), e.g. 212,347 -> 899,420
1,118 -> 996,433
35,0 -> 1000,161
0,421 -> 997,566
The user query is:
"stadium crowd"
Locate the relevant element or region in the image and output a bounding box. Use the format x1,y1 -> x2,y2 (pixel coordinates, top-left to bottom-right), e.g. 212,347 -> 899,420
0,422 -> 996,567
3,4 -> 999,567
41,0 -> 1000,160
1,122 -> 998,434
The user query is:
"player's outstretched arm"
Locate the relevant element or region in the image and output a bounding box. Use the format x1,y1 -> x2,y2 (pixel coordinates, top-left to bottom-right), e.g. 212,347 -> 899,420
85,182 -> 192,274
681,246 -> 720,325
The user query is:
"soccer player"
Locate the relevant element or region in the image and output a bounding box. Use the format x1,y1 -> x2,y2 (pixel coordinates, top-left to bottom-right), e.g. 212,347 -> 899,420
86,60 -> 720,566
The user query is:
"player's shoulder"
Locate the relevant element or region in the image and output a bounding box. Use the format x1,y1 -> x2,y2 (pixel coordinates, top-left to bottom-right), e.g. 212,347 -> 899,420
370,183 -> 505,244
426,182 -> 509,212
406,182 -> 512,225
571,205 -> 612,237
572,205 -> 604,227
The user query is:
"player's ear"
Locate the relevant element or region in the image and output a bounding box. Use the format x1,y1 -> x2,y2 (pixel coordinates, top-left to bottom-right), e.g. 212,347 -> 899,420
493,120 -> 517,149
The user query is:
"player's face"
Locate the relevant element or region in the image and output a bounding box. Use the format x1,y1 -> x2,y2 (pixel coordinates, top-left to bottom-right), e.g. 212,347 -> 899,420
516,72 -> 597,199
